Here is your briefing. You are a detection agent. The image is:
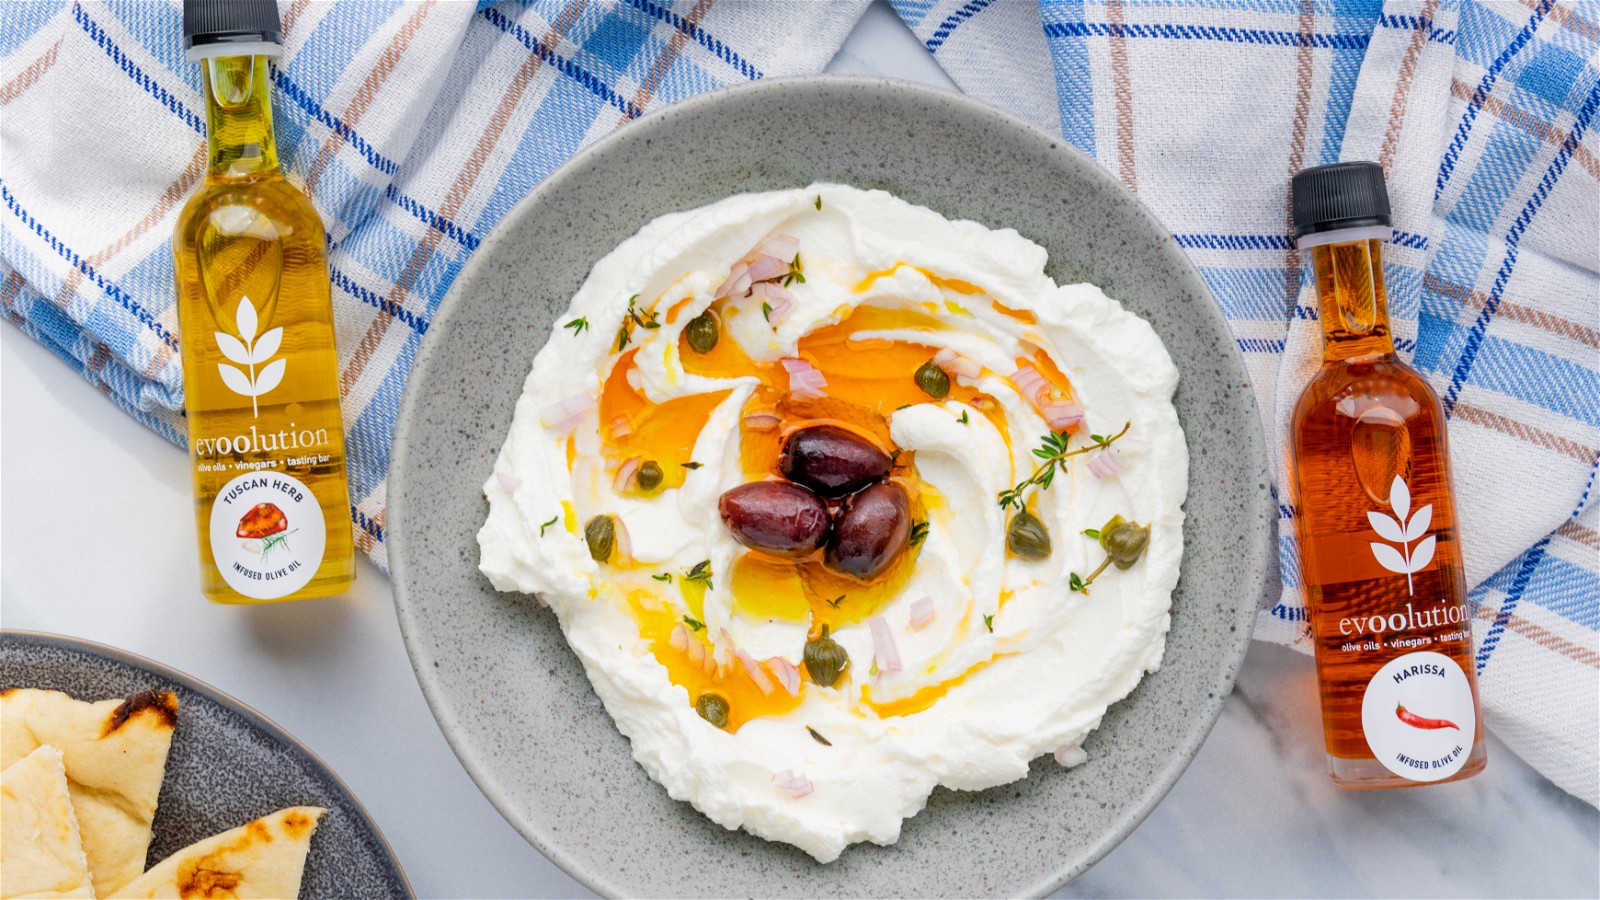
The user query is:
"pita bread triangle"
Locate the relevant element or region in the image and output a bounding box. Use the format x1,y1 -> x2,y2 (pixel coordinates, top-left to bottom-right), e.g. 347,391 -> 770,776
115,806 -> 325,900
0,745 -> 94,899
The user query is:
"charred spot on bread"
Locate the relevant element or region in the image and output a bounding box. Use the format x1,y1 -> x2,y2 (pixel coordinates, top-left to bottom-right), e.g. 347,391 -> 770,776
281,809 -> 317,840
104,690 -> 178,736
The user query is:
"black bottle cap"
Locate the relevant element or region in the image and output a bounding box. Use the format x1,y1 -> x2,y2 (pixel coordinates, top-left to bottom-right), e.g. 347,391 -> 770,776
1291,162 -> 1392,238
184,0 -> 282,50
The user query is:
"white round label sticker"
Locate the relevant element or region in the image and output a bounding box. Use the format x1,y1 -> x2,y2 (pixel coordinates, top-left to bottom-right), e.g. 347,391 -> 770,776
209,470 -> 326,600
1361,651 -> 1476,781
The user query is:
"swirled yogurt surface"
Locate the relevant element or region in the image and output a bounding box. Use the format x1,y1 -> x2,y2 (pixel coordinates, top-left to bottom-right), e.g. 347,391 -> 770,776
478,184 -> 1187,862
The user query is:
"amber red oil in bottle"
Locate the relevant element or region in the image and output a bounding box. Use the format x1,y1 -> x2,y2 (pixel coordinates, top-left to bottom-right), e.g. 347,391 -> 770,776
1288,163 -> 1485,789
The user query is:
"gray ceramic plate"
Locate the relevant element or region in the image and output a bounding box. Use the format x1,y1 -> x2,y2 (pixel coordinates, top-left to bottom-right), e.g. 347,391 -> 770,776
390,77 -> 1272,897
0,631 -> 409,899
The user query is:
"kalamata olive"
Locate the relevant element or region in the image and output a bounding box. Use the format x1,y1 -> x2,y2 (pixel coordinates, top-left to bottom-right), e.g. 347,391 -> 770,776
718,481 -> 830,556
779,425 -> 892,497
826,482 -> 910,579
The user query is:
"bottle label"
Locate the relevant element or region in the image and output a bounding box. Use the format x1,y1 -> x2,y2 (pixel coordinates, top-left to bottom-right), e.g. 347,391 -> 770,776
209,470 -> 326,599
1360,651 -> 1476,781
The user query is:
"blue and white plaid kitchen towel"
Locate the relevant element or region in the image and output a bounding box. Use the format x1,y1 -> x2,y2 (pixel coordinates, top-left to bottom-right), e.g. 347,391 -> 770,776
896,0 -> 1598,804
2,0 -> 1595,803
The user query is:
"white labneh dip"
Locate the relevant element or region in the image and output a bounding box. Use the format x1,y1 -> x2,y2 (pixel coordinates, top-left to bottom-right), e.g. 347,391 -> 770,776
478,184 -> 1187,862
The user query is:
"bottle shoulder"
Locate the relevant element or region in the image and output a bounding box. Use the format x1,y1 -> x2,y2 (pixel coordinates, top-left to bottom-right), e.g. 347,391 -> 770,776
175,176 -> 327,245
1294,358 -> 1443,414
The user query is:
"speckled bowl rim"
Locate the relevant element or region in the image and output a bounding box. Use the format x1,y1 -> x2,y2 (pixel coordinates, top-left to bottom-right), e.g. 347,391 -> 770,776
390,75 -> 1270,898
0,629 -> 413,898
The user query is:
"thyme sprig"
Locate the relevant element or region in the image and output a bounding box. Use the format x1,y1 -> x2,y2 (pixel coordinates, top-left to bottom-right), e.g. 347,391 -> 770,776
564,317 -> 588,335
909,521 -> 929,547
997,421 -> 1132,510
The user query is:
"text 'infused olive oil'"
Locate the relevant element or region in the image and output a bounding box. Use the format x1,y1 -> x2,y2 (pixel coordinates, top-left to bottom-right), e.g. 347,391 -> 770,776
172,0 -> 354,603
1288,163 -> 1485,788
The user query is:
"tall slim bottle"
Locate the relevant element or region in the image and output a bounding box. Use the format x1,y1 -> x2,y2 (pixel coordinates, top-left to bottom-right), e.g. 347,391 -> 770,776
1288,162 -> 1485,788
172,0 -> 354,603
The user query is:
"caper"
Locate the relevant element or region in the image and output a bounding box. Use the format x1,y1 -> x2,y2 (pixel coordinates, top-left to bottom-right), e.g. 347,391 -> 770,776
914,360 -> 951,399
803,624 -> 849,688
636,460 -> 664,491
1006,509 -> 1052,559
695,693 -> 730,729
1100,516 -> 1150,570
584,514 -> 615,562
685,310 -> 720,354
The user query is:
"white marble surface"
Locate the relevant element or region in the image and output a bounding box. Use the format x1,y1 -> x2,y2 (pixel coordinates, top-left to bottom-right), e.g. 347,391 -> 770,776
2,3 -> 1595,897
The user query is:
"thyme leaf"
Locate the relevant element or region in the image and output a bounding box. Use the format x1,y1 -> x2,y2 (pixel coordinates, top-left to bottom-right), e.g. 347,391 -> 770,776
909,521 -> 929,547
983,614 -> 994,632
651,573 -> 673,582
681,461 -> 703,470
685,560 -> 713,590
814,195 -> 822,211
682,615 -> 706,632
825,595 -> 845,608
539,515 -> 559,536
958,409 -> 969,425
564,317 -> 588,335
807,725 -> 832,746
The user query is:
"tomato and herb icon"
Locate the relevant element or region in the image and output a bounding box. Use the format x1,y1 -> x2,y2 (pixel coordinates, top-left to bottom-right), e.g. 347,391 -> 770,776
236,503 -> 296,561
1395,703 -> 1460,731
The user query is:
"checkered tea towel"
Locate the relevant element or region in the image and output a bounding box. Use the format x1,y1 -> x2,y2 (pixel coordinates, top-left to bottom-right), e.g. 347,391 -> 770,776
0,0 -> 868,558
893,0 -> 1599,805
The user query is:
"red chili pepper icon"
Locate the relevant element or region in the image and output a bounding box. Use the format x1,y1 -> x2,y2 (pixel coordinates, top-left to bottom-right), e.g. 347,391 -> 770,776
1396,703 -> 1459,731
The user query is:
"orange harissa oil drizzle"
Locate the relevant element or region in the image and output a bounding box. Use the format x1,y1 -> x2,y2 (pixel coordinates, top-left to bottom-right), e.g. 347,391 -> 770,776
592,289 -> 1071,730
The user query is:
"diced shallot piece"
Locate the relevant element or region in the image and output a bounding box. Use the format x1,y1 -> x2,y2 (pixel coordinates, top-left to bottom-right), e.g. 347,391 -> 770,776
772,769 -> 814,798
612,456 -> 642,493
611,516 -> 632,560
684,636 -> 704,666
1013,366 -> 1084,430
714,628 -> 735,670
868,616 -> 902,675
607,414 -> 634,440
766,656 -> 801,696
1086,450 -> 1124,480
495,470 -> 522,494
743,253 -> 789,284
751,282 -> 797,325
715,260 -> 751,300
781,357 -> 827,400
668,624 -> 689,652
743,413 -> 782,432
1054,743 -> 1089,768
933,348 -> 983,380
907,596 -> 935,631
754,233 -> 800,262
540,391 -> 596,432
737,649 -> 776,695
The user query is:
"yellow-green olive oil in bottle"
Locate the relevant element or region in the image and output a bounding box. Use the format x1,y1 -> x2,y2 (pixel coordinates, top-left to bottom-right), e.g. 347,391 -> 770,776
172,0 -> 354,602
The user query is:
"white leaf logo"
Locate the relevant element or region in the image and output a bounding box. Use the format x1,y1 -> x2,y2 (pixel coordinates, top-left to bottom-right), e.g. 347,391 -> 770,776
214,296 -> 286,417
1368,475 -> 1435,595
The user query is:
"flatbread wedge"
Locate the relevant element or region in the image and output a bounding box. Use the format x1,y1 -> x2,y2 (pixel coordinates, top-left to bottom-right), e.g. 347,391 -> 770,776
0,745 -> 94,899
115,806 -> 325,900
0,689 -> 178,896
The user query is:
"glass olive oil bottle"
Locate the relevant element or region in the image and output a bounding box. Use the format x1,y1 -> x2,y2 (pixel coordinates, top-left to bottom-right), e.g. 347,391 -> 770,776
1288,163 -> 1484,788
173,0 -> 354,603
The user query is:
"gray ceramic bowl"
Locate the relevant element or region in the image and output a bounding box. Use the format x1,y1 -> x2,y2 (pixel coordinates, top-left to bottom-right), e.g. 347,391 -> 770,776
390,77 -> 1272,897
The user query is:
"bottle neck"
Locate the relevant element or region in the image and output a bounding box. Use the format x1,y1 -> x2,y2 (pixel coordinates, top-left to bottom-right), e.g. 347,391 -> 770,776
1303,226 -> 1395,363
203,54 -> 279,179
